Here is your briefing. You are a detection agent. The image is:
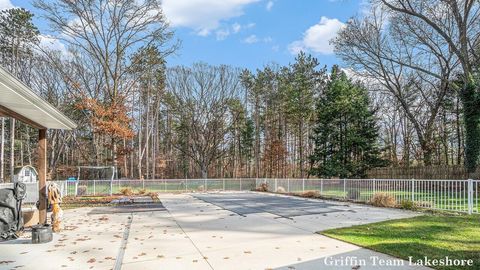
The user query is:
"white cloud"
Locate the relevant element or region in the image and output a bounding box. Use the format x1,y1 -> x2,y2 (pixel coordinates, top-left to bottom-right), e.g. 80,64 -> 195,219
288,16 -> 345,55
39,35 -> 68,54
232,23 -> 242,33
0,0 -> 13,10
231,22 -> 254,34
162,0 -> 260,36
216,22 -> 256,40
216,29 -> 230,40
266,0 -> 274,11
243,34 -> 259,44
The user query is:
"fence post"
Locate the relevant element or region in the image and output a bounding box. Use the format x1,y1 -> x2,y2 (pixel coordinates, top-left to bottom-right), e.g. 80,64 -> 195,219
320,179 -> 323,195
373,178 -> 376,194
93,180 -> 96,195
302,178 -> 305,193
411,178 -> 415,202
75,180 -> 78,196
240,178 -> 243,191
275,178 -> 278,192
185,179 -> 188,192
287,179 -> 290,193
110,179 -> 113,196
164,180 -> 167,192
343,179 -> 346,199
468,179 -> 473,215
142,179 -> 145,190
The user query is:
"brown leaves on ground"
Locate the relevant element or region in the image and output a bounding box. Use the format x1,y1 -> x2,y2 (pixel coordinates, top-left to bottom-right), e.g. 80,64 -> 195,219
87,258 -> 96,263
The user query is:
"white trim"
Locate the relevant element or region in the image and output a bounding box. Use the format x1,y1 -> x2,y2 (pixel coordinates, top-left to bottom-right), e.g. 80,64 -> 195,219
0,66 -> 77,130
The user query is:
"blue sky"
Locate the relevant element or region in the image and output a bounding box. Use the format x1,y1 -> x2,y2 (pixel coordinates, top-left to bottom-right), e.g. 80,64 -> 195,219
4,0 -> 365,70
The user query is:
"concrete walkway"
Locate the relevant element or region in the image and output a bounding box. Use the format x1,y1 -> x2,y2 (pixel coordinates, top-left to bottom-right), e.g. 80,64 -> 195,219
0,192 -> 429,270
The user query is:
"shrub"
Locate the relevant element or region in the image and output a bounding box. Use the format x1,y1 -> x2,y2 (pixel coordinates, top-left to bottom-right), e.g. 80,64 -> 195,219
255,183 -> 269,192
120,187 -> 133,196
77,185 -> 87,196
414,201 -> 433,208
148,192 -> 160,202
276,186 -> 286,193
347,189 -> 361,200
400,200 -> 417,210
370,193 -> 396,207
197,185 -> 205,192
138,188 -> 147,195
300,191 -> 319,198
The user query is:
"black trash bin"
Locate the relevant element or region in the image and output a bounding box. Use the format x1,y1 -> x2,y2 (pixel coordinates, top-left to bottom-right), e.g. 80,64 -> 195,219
31,224 -> 52,244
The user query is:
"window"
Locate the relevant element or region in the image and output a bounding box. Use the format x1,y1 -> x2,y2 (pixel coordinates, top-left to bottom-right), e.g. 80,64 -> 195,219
24,170 -> 30,177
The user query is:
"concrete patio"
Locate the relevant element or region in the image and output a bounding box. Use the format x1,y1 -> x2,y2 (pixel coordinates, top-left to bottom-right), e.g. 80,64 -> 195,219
0,192 -> 429,269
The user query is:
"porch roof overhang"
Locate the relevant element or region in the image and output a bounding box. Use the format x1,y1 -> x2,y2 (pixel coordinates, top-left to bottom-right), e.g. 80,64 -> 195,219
0,65 -> 77,130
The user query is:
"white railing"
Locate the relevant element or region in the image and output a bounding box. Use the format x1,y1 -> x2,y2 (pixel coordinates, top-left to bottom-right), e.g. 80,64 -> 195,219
62,178 -> 479,214
64,178 -> 257,197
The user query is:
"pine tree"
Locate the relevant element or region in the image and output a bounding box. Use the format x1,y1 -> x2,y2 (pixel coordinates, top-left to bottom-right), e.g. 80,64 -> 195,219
309,67 -> 385,178
0,8 -> 39,182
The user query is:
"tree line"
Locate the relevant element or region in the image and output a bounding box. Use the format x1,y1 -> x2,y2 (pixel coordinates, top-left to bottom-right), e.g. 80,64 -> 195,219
0,0 -> 479,181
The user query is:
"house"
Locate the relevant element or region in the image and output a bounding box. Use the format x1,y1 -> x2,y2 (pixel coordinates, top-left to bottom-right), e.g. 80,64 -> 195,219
13,165 -> 38,183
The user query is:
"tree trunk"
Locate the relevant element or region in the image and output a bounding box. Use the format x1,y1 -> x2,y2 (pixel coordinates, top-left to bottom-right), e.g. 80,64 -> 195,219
123,138 -> 128,179
254,98 -> 260,178
112,138 -> 118,179
200,163 -> 208,179
298,121 -> 304,178
461,82 -> 480,174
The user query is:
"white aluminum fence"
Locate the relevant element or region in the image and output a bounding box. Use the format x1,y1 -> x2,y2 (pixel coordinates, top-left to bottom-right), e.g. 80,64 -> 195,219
63,178 -> 479,214
64,178 -> 257,197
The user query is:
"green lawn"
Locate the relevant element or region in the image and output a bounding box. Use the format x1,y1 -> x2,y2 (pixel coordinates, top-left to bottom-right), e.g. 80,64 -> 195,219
322,214 -> 480,270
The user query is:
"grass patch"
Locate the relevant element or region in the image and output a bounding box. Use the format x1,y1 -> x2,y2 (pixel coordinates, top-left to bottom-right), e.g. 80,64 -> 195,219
322,214 -> 480,270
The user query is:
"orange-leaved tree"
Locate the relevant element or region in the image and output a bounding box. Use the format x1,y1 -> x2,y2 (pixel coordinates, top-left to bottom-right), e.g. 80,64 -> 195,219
76,96 -> 134,168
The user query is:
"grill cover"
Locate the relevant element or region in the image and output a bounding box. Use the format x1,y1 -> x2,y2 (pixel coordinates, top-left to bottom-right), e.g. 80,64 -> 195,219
0,182 -> 26,240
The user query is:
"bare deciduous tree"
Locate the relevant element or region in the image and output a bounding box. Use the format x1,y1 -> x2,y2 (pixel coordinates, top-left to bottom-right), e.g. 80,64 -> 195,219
167,63 -> 242,178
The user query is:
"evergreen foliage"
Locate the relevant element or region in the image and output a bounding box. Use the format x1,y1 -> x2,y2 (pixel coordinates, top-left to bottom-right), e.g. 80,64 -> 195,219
309,67 -> 385,178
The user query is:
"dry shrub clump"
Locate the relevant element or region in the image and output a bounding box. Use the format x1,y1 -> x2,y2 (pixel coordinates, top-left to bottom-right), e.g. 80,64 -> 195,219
400,200 -> 417,210
370,193 -> 396,207
77,185 -> 87,196
414,201 -> 433,208
148,192 -> 160,202
300,191 -> 320,198
120,187 -> 134,196
138,188 -> 147,195
255,183 -> 269,192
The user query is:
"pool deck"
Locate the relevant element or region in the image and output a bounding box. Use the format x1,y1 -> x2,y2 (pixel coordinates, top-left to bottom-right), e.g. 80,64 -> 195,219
0,192 -> 429,270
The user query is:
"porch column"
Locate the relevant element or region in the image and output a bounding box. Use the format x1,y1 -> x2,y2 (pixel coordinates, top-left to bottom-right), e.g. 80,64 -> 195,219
38,129 -> 47,224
